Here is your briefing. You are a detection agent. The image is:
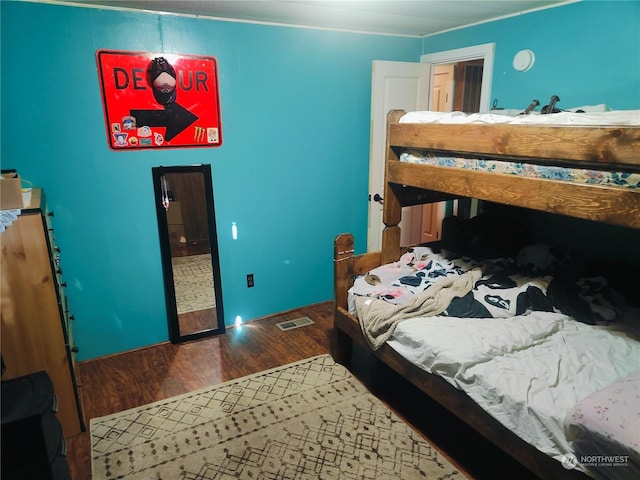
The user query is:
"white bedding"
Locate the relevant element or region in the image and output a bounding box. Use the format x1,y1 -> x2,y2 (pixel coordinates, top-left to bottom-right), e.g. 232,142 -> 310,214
565,371 -> 640,480
386,312 -> 640,475
399,108 -> 640,126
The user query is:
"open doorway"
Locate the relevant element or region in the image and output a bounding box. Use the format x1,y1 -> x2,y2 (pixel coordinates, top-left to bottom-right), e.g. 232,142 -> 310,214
434,60 -> 484,113
400,54 -> 489,246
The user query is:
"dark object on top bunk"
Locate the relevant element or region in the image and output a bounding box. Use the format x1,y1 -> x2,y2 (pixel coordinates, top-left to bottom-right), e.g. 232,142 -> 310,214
518,99 -> 539,115
490,98 -> 504,110
541,95 -> 561,114
539,95 -> 587,114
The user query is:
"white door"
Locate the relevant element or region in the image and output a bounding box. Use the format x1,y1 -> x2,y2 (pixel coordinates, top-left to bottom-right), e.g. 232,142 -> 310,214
367,61 -> 430,252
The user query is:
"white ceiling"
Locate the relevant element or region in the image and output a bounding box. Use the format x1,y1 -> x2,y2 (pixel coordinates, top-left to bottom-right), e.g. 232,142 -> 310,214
54,0 -> 572,36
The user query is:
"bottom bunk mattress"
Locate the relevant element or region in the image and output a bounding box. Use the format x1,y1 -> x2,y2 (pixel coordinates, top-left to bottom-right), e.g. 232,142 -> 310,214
386,313 -> 639,478
399,150 -> 640,189
348,246 -> 640,478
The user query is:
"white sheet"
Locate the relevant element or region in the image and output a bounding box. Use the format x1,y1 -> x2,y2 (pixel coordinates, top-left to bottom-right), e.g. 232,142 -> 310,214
387,312 -> 640,474
399,109 -> 640,126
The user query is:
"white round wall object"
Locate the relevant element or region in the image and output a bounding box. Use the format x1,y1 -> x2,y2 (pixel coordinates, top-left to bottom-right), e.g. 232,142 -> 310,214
513,49 -> 535,72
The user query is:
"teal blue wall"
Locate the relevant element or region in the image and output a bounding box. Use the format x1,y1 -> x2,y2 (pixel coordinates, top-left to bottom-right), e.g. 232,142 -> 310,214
2,1 -> 638,361
423,1 -> 640,110
1,1 -> 421,360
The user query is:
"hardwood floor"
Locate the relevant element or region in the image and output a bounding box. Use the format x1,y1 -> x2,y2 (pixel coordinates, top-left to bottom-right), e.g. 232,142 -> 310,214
67,301 -> 540,480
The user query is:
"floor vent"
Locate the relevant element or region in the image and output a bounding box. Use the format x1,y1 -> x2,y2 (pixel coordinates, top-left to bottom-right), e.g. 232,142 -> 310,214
276,316 -> 314,331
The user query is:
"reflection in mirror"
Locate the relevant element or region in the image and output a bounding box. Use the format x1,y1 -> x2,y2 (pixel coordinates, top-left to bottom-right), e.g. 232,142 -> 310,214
152,164 -> 225,343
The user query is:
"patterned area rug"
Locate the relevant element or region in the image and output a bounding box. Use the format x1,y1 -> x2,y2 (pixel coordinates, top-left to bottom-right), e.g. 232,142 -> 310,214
171,254 -> 215,314
91,355 -> 465,479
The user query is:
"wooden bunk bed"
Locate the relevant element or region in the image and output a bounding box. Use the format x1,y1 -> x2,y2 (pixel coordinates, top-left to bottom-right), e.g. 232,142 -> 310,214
332,110 -> 640,479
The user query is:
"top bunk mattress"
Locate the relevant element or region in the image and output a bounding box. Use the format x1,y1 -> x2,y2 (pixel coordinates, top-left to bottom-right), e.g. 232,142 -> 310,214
399,107 -> 640,126
388,108 -> 640,167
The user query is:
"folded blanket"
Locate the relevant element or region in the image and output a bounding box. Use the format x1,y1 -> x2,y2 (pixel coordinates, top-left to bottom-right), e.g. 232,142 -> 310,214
356,268 -> 482,350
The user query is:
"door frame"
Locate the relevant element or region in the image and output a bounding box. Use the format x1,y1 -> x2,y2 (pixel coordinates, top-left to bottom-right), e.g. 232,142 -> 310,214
421,43 -> 494,112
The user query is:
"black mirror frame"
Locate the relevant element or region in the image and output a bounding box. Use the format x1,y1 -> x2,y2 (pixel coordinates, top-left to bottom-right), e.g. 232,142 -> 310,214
152,164 -> 225,343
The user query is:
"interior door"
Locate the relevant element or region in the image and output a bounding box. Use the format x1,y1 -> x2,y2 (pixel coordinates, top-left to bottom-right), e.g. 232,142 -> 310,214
368,60 -> 430,252
431,64 -> 455,112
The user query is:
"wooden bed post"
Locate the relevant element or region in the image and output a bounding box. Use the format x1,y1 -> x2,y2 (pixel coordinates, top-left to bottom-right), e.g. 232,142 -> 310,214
381,110 -> 406,264
332,233 -> 355,363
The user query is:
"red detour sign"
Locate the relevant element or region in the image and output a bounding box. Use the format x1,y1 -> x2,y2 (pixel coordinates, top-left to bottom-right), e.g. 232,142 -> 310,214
96,50 -> 222,150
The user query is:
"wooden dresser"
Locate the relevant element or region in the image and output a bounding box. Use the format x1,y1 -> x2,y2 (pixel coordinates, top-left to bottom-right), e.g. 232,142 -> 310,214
0,188 -> 85,437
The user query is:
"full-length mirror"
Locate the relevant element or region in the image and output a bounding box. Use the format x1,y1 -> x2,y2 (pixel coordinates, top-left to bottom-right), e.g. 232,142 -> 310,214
152,164 -> 225,343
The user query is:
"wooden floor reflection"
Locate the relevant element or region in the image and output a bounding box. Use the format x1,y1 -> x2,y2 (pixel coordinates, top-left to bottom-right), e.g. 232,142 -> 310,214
179,307 -> 217,335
